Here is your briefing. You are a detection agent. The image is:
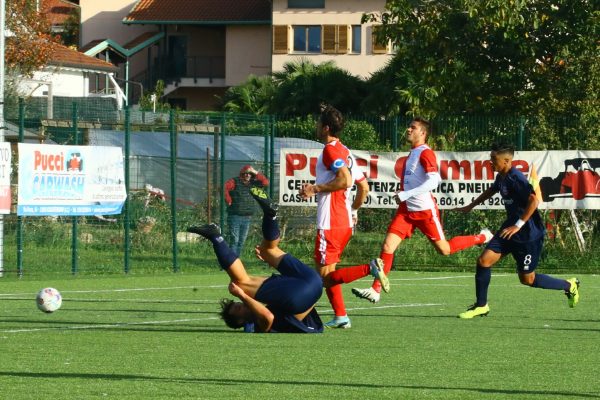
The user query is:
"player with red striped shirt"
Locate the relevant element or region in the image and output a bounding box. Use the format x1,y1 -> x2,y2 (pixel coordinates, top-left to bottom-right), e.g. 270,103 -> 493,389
352,117 -> 492,304
300,105 -> 388,328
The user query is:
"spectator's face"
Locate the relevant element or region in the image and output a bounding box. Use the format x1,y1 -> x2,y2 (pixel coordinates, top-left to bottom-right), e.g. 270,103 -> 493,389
241,172 -> 253,182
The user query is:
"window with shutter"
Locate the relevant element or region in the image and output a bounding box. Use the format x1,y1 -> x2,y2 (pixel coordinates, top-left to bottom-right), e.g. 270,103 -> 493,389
371,25 -> 388,54
323,25 -> 336,54
273,25 -> 288,54
337,25 -> 348,54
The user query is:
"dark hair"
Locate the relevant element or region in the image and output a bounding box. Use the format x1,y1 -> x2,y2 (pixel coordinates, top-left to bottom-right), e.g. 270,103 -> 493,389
491,142 -> 515,156
319,104 -> 345,136
219,298 -> 245,329
412,117 -> 431,137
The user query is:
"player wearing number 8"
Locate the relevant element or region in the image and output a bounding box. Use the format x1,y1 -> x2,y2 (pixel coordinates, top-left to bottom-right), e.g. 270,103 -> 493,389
456,143 -> 580,319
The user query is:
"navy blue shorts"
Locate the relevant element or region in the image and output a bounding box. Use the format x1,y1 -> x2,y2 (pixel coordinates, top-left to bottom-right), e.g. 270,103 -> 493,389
254,254 -> 323,314
485,235 -> 544,273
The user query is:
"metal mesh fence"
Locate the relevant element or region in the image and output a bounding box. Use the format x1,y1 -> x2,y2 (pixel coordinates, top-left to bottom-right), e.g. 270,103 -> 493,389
2,97 -> 598,276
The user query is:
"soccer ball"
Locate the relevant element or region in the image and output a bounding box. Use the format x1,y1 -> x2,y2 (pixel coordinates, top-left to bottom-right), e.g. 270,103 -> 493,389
36,287 -> 62,313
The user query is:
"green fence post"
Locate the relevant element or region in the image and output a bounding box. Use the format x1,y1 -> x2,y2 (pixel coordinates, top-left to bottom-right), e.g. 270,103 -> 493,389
219,113 -> 226,228
270,115 -> 276,198
169,109 -> 179,273
124,106 -> 131,274
17,98 -> 25,278
71,102 -> 79,275
263,115 -> 269,182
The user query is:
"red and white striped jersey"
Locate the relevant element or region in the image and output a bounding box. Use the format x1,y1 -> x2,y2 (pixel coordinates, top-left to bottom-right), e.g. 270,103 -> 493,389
401,144 -> 439,211
315,140 -> 366,229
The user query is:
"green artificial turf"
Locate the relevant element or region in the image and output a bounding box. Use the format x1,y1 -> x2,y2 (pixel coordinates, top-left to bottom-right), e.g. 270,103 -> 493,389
0,271 -> 598,399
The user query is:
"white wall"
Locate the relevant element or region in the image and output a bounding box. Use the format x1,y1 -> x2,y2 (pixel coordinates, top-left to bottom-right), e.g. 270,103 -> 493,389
22,68 -> 89,97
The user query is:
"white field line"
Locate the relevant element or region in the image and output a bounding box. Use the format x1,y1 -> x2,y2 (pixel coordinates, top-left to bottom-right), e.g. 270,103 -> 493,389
1,316 -> 219,334
0,275 -> 506,298
0,285 -> 227,298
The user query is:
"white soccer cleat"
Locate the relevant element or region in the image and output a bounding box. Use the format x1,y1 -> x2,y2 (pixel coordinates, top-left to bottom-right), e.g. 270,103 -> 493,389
480,228 -> 493,244
369,258 -> 390,293
351,287 -> 381,303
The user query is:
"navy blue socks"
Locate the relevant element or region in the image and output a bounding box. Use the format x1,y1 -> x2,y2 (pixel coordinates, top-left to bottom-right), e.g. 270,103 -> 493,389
475,265 -> 491,306
532,273 -> 570,291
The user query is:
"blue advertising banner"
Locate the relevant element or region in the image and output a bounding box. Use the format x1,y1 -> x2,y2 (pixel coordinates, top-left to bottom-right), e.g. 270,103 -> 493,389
17,143 -> 127,216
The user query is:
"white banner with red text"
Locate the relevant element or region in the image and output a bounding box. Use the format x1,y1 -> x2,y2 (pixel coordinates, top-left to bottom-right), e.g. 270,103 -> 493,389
17,143 -> 127,216
279,149 -> 600,210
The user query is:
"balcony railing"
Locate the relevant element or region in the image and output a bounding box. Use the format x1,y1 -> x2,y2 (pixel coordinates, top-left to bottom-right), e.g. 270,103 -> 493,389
161,55 -> 225,83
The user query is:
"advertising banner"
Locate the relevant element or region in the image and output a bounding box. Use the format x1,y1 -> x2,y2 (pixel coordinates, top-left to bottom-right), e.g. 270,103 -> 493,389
17,143 -> 127,216
280,149 -> 600,210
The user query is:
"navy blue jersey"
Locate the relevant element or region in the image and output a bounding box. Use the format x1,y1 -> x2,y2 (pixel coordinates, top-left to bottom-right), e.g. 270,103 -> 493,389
492,167 -> 545,243
253,254 -> 324,334
268,307 -> 323,333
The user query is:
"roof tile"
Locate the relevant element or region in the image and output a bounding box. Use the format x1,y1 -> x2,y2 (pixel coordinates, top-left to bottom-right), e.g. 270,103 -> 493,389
49,43 -> 118,72
124,0 -> 271,23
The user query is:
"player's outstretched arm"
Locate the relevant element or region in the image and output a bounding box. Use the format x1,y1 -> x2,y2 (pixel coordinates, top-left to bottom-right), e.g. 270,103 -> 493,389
455,185 -> 497,213
228,282 -> 274,332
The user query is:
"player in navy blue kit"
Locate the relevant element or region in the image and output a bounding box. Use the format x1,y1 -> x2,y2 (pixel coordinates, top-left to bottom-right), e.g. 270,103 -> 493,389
187,187 -> 323,333
457,143 -> 580,318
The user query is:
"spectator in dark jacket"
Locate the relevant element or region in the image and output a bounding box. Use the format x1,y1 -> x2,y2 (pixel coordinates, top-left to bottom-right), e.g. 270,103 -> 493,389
224,165 -> 269,255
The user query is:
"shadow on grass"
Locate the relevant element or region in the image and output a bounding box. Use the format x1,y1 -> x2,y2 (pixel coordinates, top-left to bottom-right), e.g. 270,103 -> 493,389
63,308 -> 216,314
0,371 -> 599,398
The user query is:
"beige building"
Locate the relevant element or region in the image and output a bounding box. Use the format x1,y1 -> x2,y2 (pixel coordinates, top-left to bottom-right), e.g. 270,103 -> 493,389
78,0 -> 391,110
272,0 -> 393,79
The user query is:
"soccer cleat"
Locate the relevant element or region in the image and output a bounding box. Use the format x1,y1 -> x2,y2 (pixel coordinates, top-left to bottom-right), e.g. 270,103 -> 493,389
324,316 -> 351,329
458,304 -> 490,319
351,287 -> 381,303
369,258 -> 390,293
186,223 -> 221,239
565,278 -> 580,308
480,228 -> 493,244
250,186 -> 279,217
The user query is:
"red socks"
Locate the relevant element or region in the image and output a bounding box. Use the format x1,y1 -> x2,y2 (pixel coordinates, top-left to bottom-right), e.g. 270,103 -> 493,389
326,284 -> 346,317
448,234 -> 484,254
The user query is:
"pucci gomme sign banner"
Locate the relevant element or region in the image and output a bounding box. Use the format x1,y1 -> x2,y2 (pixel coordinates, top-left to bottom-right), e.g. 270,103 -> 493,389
17,143 -> 127,216
280,149 -> 600,210
0,142 -> 12,214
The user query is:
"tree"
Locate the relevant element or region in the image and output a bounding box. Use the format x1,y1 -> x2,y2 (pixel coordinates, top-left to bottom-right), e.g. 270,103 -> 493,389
6,0 -> 58,76
363,0 -> 599,124
219,75 -> 276,115
271,58 -> 366,115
